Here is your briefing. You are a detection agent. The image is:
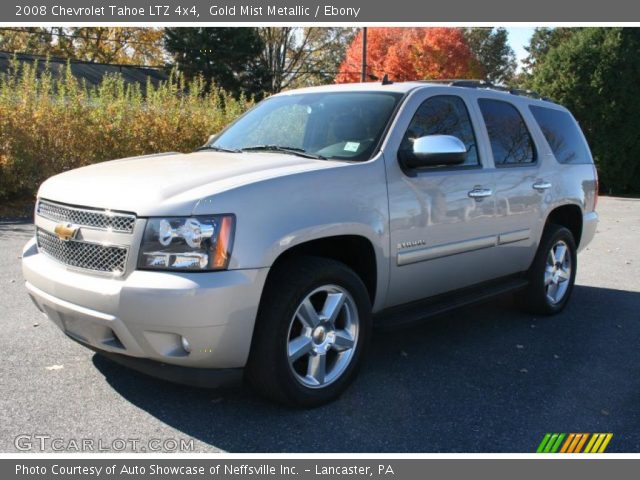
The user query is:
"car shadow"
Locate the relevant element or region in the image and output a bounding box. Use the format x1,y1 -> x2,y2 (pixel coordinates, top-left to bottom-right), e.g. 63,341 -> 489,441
92,284 -> 640,452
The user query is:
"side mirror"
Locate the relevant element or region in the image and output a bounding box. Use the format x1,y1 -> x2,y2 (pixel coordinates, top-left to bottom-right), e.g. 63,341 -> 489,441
404,134 -> 467,168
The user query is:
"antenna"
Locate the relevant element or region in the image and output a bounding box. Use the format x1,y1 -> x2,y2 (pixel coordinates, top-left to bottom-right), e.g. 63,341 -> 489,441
381,74 -> 393,85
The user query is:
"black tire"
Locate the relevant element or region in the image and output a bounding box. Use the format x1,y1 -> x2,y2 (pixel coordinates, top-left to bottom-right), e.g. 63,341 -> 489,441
520,224 -> 577,315
246,256 -> 372,407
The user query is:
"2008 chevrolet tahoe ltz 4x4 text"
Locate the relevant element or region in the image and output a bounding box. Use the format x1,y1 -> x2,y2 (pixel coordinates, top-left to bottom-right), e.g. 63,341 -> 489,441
22,80 -> 598,406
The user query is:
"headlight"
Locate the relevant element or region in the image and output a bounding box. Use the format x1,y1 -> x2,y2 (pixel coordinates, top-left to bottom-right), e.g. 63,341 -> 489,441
138,215 -> 235,271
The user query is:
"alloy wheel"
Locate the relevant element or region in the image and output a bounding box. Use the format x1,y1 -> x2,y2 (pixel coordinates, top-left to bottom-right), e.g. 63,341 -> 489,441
544,240 -> 572,304
286,285 -> 359,388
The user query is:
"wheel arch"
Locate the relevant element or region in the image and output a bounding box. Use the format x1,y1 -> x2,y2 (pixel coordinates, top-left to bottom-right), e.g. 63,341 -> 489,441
264,234 -> 380,308
545,203 -> 583,247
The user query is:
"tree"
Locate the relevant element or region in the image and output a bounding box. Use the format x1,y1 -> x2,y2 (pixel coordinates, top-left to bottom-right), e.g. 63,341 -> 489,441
164,27 -> 269,98
336,28 -> 482,83
528,28 -> 640,194
521,27 -> 577,74
257,27 -> 355,93
462,28 -> 516,83
0,27 -> 57,55
0,27 -> 165,65
66,28 -> 165,65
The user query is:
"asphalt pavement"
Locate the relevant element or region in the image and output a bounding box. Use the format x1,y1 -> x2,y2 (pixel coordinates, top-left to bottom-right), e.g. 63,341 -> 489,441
0,196 -> 638,453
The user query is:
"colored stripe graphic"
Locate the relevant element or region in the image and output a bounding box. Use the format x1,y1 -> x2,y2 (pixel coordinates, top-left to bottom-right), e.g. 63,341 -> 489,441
537,433 -> 565,453
538,433 -> 612,453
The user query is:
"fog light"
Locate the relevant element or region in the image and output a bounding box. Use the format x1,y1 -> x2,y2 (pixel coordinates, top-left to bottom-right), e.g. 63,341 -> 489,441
181,336 -> 191,353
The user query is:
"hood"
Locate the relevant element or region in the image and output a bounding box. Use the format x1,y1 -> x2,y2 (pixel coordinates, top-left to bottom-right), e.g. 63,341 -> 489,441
38,151 -> 342,216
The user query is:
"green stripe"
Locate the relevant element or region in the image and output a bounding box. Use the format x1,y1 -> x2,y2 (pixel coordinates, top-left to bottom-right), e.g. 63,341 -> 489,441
544,434 -> 559,453
550,433 -> 566,453
537,433 -> 552,453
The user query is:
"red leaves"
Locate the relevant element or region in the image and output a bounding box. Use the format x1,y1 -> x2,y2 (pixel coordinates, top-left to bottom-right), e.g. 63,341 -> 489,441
337,28 -> 483,83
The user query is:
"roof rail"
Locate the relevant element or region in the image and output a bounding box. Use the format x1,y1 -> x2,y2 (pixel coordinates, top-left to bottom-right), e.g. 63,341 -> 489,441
417,79 -> 553,102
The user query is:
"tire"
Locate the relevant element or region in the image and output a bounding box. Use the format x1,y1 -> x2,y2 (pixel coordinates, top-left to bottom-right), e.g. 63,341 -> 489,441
246,256 -> 372,407
520,224 -> 577,315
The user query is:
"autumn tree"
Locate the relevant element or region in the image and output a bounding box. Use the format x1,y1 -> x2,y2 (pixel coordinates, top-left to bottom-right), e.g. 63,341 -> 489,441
0,27 -> 165,65
337,28 -> 482,83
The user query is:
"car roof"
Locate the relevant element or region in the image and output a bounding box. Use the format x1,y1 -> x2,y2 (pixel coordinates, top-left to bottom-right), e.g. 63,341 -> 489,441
275,81 -> 565,110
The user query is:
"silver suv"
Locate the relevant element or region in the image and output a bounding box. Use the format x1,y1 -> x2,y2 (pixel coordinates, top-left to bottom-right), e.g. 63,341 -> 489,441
22,80 -> 598,406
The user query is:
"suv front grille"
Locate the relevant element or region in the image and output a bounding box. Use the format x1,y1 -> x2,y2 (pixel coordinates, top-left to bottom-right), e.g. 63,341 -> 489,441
37,199 -> 136,233
36,229 -> 128,274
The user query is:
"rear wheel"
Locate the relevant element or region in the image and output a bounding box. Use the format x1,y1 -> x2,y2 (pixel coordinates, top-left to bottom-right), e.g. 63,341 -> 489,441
247,256 -> 371,407
520,224 -> 577,315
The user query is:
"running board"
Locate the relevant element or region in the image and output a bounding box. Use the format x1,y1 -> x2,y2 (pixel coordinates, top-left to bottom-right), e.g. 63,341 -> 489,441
374,276 -> 529,330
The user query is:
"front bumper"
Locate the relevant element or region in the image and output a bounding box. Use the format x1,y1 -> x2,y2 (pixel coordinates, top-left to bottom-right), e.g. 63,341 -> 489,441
22,237 -> 269,372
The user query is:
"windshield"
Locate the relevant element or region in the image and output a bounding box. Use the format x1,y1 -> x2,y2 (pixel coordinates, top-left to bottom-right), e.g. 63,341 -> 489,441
209,91 -> 404,161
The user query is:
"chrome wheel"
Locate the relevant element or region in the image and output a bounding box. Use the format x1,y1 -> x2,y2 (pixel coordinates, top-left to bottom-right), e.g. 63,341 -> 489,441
545,240 -> 572,304
286,285 -> 359,389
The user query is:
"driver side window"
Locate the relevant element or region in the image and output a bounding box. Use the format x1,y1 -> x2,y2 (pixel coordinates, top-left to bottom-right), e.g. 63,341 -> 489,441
400,95 -> 479,167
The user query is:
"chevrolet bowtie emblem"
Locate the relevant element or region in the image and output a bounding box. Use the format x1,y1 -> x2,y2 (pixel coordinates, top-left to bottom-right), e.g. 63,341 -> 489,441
54,223 -> 79,242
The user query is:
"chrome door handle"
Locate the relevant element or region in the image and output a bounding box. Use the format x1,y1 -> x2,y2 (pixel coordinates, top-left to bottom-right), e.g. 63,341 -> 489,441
468,188 -> 493,199
533,181 -> 552,191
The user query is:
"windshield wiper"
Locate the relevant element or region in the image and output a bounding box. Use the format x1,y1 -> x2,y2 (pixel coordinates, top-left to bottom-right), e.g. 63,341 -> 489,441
241,145 -> 327,160
196,145 -> 241,153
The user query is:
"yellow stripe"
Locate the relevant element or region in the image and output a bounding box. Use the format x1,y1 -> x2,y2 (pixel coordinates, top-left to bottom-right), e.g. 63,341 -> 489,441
597,434 -> 613,453
574,433 -> 589,453
560,434 -> 576,453
584,434 -> 598,453
590,434 -> 606,453
567,434 -> 582,453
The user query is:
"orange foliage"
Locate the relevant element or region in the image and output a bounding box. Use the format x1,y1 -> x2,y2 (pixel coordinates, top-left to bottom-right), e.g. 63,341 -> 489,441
337,28 -> 483,83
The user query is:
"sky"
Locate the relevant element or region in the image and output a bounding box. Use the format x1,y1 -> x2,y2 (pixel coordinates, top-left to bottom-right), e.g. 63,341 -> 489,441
506,27 -> 536,69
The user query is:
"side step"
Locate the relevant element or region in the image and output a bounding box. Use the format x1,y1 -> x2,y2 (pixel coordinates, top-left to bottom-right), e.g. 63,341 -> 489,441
374,276 -> 529,330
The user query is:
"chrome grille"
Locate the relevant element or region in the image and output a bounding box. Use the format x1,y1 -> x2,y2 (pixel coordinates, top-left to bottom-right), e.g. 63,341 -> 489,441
36,229 -> 128,274
37,199 -> 136,233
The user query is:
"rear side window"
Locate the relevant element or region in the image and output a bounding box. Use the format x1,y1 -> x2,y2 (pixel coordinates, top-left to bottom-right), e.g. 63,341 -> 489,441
478,99 -> 535,166
529,106 -> 592,164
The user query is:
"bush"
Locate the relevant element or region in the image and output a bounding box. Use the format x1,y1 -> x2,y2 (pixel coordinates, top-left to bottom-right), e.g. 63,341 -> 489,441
0,58 -> 252,200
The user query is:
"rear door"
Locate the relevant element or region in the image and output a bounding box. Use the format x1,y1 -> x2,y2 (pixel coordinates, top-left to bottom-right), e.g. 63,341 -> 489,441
475,97 -> 547,275
383,88 -> 500,308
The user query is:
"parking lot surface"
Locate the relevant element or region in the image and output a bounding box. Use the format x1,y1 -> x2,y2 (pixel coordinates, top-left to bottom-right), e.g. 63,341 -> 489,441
1,196 -> 638,452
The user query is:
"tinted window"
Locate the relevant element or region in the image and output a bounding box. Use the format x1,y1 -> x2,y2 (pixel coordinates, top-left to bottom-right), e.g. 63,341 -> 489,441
400,95 -> 479,167
478,99 -> 535,166
530,106 -> 592,164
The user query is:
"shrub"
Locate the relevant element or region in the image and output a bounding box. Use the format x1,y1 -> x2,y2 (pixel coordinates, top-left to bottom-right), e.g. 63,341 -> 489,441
0,58 -> 252,200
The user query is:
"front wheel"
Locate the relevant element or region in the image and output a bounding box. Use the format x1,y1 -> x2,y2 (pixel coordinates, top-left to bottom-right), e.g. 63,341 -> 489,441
520,224 -> 577,315
247,256 -> 371,407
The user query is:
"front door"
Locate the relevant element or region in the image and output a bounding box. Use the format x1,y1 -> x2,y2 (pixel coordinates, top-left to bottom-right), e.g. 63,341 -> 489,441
383,90 -> 499,308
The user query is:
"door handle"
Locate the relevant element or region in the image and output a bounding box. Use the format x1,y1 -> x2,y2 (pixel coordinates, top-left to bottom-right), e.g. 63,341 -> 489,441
468,188 -> 493,199
533,181 -> 552,191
